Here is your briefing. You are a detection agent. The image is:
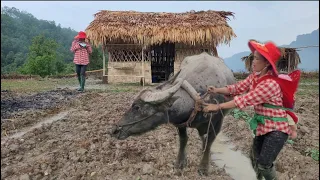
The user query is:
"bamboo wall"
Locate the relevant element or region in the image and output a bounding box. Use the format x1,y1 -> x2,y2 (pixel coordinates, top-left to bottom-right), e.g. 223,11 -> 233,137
107,62 -> 152,84
105,44 -> 214,84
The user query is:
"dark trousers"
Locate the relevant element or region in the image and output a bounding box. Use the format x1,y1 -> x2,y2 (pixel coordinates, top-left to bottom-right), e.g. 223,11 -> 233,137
250,131 -> 288,179
75,64 -> 87,77
75,64 -> 87,91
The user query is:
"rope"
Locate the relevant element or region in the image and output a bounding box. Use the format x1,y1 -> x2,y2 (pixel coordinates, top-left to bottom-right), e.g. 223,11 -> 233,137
201,97 -> 225,154
166,110 -> 170,124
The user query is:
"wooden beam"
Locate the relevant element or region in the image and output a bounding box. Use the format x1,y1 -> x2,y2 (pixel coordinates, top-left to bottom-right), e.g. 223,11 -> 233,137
212,47 -> 218,57
105,44 -> 142,46
102,45 -> 106,76
141,45 -> 146,87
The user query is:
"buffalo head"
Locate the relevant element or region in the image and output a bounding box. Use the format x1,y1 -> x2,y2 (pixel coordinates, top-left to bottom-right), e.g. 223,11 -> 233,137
111,76 -> 184,140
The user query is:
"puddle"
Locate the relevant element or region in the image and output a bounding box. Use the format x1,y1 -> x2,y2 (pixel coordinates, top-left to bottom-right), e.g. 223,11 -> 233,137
211,133 -> 256,180
1,110 -> 71,145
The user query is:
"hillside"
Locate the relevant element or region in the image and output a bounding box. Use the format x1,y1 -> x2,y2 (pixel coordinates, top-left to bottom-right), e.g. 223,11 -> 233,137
1,6 -> 78,74
224,29 -> 319,72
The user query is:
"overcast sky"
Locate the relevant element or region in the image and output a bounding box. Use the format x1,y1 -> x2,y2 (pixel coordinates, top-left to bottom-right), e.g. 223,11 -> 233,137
1,1 -> 319,58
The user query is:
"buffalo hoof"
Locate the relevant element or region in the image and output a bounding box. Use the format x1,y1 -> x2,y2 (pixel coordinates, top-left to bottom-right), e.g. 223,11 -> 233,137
197,168 -> 208,176
175,157 -> 187,170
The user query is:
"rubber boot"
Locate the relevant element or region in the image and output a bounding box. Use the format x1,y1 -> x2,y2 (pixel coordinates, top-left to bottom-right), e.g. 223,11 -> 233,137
259,164 -> 277,180
250,150 -> 263,180
77,76 -> 82,91
79,75 -> 85,92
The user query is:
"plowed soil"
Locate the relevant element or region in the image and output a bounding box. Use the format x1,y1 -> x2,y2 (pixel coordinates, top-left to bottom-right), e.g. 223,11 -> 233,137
1,78 -> 319,180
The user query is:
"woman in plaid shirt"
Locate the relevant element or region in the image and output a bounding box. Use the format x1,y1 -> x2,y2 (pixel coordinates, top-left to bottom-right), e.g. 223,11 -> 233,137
70,31 -> 92,92
203,40 -> 299,180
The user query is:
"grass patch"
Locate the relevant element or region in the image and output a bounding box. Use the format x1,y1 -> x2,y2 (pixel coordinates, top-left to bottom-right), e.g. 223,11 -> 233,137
300,77 -> 319,84
109,87 -> 133,93
297,85 -> 319,96
305,148 -> 319,161
1,78 -> 78,93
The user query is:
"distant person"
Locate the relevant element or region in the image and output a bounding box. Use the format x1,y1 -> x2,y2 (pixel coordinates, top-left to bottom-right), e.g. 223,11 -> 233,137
70,31 -> 92,92
203,40 -> 300,180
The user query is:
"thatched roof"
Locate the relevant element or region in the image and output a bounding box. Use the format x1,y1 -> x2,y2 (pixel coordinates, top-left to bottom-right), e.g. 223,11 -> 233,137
241,47 -> 301,72
85,10 -> 236,47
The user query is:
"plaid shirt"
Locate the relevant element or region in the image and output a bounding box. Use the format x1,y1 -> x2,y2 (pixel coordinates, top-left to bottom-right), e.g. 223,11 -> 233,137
70,40 -> 92,65
227,71 -> 290,136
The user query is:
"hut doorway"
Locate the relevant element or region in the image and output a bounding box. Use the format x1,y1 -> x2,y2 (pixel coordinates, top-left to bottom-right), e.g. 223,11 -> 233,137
150,42 -> 175,83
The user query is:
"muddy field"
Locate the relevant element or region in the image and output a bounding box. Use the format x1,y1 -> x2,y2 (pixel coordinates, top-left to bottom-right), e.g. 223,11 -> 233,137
1,78 -> 319,180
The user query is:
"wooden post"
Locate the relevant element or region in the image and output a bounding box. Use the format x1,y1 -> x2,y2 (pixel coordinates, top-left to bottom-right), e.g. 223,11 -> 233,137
102,45 -> 108,84
102,45 -> 106,76
141,45 -> 146,87
212,47 -> 218,57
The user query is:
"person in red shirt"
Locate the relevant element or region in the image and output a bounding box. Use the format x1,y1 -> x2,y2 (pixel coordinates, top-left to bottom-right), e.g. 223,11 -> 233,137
70,31 -> 92,92
203,40 -> 300,180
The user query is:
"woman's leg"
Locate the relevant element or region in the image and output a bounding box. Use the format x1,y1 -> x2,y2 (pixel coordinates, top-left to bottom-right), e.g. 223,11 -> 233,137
79,65 -> 87,91
257,131 -> 288,180
75,64 -> 81,90
250,135 -> 265,180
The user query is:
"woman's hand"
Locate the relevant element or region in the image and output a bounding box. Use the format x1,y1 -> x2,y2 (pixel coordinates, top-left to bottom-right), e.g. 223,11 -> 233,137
202,103 -> 220,113
290,131 -> 297,139
289,125 -> 297,139
207,86 -> 216,93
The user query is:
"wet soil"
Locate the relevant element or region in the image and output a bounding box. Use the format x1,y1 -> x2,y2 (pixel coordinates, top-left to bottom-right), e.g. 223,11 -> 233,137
1,82 -> 319,180
1,91 -> 233,180
1,89 -> 80,137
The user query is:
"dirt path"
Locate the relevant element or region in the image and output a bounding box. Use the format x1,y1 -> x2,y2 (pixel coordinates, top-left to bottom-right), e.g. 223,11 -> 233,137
1,110 -> 72,145
1,80 -> 319,180
1,89 -> 80,137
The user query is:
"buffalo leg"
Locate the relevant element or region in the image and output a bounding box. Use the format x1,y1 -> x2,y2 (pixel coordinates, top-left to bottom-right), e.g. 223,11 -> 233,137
198,127 -> 217,176
175,127 -> 188,169
197,125 -> 207,152
197,112 -> 224,176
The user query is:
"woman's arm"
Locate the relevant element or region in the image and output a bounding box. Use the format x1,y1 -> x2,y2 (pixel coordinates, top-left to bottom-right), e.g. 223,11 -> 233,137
203,79 -> 279,112
70,40 -> 81,52
208,74 -> 254,96
227,74 -> 253,95
86,43 -> 93,54
202,100 -> 236,112
208,86 -> 230,95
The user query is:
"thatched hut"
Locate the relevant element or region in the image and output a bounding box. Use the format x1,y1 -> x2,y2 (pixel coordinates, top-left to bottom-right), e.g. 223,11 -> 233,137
85,10 -> 236,84
241,47 -> 301,73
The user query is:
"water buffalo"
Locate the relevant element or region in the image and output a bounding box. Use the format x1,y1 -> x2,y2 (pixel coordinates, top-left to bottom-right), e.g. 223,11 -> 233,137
112,52 -> 236,175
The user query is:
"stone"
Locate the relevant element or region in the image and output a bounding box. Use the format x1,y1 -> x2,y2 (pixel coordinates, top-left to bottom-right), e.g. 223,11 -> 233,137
142,163 -> 154,175
300,126 -> 310,134
19,174 -> 30,180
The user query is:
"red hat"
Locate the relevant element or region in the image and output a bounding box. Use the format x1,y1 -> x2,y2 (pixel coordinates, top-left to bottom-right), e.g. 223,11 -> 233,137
76,31 -> 86,39
248,40 -> 281,75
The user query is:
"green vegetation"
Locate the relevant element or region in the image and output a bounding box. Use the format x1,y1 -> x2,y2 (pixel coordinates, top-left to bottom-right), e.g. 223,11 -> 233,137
19,35 -> 60,77
305,148 -> 319,161
1,78 -> 78,93
1,6 -> 104,76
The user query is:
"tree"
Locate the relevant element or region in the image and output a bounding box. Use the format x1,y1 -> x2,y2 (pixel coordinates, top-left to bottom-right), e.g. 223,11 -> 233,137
87,46 -> 103,71
1,6 -> 77,74
21,35 -> 58,77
